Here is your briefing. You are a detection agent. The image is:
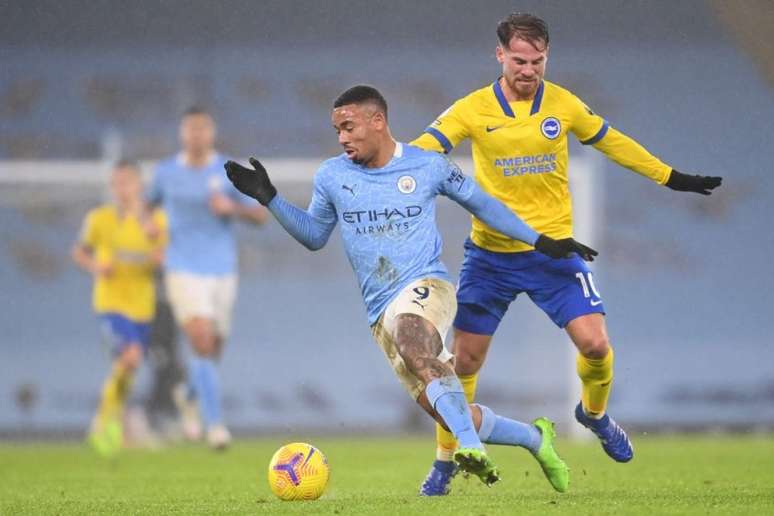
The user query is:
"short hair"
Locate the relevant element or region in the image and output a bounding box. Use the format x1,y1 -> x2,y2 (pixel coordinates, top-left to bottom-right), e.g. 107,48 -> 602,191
181,105 -> 211,118
496,13 -> 549,50
113,158 -> 141,174
333,85 -> 388,120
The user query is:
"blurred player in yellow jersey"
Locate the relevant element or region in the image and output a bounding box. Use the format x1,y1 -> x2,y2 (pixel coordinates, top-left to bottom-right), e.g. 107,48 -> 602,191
72,160 -> 167,457
412,13 -> 722,494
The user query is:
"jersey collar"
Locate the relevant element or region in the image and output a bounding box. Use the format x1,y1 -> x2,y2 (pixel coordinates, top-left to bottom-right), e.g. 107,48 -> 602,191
381,141 -> 403,168
355,141 -> 403,171
492,79 -> 544,118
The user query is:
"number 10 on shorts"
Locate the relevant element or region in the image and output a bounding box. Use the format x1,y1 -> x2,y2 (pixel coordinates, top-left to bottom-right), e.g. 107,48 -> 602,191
576,272 -> 602,303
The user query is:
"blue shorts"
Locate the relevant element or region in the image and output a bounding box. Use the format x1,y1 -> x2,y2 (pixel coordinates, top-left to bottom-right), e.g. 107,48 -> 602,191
454,239 -> 605,335
99,313 -> 151,355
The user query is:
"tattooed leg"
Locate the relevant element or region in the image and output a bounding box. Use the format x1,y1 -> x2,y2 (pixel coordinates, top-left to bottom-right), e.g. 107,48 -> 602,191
393,313 -> 482,431
394,313 -> 453,385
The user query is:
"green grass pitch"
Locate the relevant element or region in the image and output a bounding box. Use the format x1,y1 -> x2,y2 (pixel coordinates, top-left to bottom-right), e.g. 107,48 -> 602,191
1,435 -> 772,514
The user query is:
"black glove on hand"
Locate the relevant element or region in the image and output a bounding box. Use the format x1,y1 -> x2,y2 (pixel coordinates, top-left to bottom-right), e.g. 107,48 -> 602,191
224,157 -> 277,205
665,169 -> 722,195
534,234 -> 598,262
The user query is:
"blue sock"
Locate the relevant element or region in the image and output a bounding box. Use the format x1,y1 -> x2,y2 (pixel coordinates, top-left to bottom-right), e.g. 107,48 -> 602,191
190,356 -> 222,428
426,377 -> 482,450
476,404 -> 542,453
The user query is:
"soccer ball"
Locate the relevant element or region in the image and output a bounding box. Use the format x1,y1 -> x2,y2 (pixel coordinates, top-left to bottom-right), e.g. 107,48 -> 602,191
267,442 -> 330,501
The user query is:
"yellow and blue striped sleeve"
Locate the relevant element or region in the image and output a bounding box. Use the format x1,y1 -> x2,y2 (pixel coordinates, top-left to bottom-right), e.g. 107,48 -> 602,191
567,93 -> 609,144
410,99 -> 470,154
569,94 -> 671,185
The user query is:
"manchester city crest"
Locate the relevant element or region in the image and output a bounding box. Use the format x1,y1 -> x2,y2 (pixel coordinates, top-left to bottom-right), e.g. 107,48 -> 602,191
397,175 -> 416,194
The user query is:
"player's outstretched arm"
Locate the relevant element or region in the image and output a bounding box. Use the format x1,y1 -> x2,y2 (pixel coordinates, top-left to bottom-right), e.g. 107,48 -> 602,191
459,188 -> 598,261
665,169 -> 722,195
224,158 -> 334,251
587,126 -> 723,195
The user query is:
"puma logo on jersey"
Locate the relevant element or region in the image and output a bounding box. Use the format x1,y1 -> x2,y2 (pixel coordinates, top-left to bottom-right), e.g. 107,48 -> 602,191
342,184 -> 356,196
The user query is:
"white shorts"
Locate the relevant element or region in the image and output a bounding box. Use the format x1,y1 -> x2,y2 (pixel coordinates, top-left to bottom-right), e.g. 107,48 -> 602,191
164,271 -> 237,338
370,277 -> 457,400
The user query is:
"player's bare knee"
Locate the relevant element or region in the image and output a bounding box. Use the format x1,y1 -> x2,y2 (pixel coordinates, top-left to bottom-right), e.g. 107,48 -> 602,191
452,331 -> 490,375
404,354 -> 451,385
185,318 -> 216,356
120,344 -> 143,371
192,340 -> 216,357
455,351 -> 482,375
579,336 -> 610,360
190,335 -> 215,356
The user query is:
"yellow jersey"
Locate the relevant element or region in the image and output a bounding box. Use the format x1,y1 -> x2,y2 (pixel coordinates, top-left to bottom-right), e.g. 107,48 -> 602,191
411,79 -> 672,252
79,205 -> 168,322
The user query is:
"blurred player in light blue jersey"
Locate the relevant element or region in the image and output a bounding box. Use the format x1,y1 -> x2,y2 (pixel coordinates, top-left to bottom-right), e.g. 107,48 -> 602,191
224,85 -> 599,492
148,107 -> 267,449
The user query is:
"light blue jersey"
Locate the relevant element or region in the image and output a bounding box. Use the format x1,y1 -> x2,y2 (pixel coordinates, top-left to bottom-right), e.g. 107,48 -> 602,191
149,153 -> 254,275
266,142 -> 539,324
308,143 -> 476,323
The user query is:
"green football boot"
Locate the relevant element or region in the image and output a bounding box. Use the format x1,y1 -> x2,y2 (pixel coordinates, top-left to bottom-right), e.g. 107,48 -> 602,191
531,417 -> 570,492
88,419 -> 123,458
453,447 -> 500,486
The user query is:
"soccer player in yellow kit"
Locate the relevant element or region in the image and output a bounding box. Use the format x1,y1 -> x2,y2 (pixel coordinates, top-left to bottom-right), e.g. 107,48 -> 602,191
73,160 -> 167,457
412,13 -> 722,495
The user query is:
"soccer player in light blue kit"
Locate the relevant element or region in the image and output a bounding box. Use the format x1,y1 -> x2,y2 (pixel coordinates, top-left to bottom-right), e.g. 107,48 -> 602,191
149,107 -> 267,449
226,86 -> 597,491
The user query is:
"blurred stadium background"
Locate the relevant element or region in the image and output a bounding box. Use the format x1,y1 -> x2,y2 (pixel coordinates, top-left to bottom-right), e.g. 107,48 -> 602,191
1,0 -> 773,441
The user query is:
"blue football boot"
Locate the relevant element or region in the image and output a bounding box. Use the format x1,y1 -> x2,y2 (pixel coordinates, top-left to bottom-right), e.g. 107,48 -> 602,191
574,402 -> 634,463
419,460 -> 458,496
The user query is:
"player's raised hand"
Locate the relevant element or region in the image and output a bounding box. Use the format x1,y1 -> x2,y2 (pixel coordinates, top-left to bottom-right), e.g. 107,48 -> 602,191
535,234 -> 598,262
665,169 -> 722,195
224,157 -> 277,205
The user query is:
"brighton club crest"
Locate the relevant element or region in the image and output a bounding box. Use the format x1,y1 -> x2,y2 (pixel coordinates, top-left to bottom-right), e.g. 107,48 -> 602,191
540,117 -> 561,140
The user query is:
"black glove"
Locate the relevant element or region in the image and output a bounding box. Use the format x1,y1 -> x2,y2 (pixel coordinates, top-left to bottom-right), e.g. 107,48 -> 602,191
665,169 -> 722,195
534,234 -> 598,262
224,157 -> 277,205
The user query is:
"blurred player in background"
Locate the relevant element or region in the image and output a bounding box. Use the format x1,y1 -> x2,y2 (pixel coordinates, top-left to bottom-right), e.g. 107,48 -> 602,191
411,12 -> 723,494
224,85 -> 603,492
72,159 -> 168,457
148,107 -> 267,449
143,276 -> 186,436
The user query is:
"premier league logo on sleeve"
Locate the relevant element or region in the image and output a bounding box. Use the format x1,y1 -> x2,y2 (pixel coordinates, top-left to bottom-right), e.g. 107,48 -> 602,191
540,117 -> 561,140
